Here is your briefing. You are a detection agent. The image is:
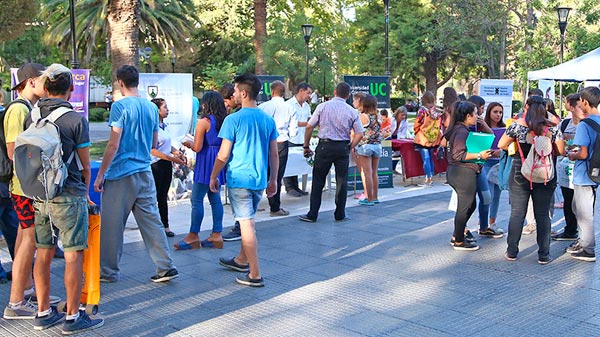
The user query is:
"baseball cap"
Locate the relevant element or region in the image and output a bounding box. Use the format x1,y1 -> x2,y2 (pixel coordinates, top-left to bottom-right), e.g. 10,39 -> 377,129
11,63 -> 46,90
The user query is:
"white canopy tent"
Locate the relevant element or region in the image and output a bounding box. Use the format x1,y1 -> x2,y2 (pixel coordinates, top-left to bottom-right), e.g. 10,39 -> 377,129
527,46 -> 600,82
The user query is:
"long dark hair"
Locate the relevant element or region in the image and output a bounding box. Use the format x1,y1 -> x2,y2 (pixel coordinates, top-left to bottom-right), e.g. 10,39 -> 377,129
202,91 -> 227,131
545,98 -> 560,120
526,96 -> 554,135
484,102 -> 506,128
445,101 -> 476,134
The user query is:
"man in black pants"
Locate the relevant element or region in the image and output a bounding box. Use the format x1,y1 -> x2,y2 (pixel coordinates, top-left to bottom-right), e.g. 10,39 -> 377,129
299,82 -> 363,223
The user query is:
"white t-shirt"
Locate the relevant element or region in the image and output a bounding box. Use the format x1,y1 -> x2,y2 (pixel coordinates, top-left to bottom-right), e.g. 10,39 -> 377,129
151,122 -> 172,164
287,96 -> 311,144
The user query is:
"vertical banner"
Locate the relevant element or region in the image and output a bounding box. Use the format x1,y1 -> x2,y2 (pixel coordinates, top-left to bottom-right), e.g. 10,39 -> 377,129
256,75 -> 285,105
538,80 -> 556,100
138,73 -> 194,147
70,69 -> 90,119
11,68 -> 90,119
478,79 -> 514,120
347,140 -> 393,190
343,75 -> 391,109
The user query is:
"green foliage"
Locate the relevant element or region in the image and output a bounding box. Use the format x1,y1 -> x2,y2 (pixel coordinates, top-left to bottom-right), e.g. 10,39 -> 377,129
196,62 -> 238,91
0,0 -> 38,42
88,107 -> 109,122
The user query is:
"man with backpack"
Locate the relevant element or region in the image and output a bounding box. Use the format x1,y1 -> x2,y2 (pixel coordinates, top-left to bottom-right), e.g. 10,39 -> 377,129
14,63 -> 103,333
567,87 -> 600,262
93,65 -> 177,283
2,63 -> 52,320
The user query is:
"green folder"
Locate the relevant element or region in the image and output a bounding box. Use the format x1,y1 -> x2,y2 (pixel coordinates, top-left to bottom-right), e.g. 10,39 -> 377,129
465,132 -> 495,164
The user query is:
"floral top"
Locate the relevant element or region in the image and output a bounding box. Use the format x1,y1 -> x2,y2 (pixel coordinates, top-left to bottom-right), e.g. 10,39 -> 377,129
504,121 -> 562,164
360,113 -> 383,145
413,106 -> 443,147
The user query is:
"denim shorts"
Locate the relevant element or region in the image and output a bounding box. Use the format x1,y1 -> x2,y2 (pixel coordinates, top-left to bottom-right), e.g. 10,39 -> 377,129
34,195 -> 89,252
357,143 -> 382,158
228,188 -> 263,221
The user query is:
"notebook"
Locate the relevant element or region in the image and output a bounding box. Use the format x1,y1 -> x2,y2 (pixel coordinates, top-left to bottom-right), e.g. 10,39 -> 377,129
465,132 -> 495,164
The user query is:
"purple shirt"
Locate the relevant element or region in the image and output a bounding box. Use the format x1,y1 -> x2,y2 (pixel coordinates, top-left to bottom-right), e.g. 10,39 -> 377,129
308,97 -> 364,141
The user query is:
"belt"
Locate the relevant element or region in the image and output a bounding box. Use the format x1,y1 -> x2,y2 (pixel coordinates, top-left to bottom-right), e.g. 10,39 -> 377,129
319,138 -> 349,143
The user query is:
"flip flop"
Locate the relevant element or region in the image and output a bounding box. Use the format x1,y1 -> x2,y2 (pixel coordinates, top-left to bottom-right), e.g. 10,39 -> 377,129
201,238 -> 224,249
174,240 -> 200,250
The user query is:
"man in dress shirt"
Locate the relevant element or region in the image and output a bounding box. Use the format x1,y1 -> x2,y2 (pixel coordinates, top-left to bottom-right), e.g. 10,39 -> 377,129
258,81 -> 298,216
285,82 -> 313,197
299,82 -> 364,223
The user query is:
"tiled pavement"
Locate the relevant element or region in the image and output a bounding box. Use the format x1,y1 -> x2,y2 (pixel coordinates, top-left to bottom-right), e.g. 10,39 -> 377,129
1,175 -> 600,336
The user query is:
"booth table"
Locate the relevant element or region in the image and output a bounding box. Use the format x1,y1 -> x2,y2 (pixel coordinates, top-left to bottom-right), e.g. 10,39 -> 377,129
391,139 -> 448,180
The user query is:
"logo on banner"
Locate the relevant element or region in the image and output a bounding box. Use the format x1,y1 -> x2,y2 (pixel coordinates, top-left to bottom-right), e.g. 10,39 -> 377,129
148,86 -> 158,98
370,82 -> 388,97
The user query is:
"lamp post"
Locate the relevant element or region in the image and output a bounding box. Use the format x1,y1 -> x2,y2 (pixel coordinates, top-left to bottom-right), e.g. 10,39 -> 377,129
69,0 -> 79,69
301,24 -> 314,83
556,6 -> 571,114
383,0 -> 390,76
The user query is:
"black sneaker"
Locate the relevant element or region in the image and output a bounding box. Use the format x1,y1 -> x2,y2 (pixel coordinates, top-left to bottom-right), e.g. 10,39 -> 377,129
450,232 -> 477,245
299,214 -> 316,223
236,273 -> 264,287
479,227 -> 504,239
538,256 -> 553,265
566,241 -> 583,254
453,241 -> 480,251
222,226 -> 241,242
33,307 -> 65,330
61,310 -> 104,335
571,250 -> 596,262
551,232 -> 578,241
219,257 -> 249,272
150,268 -> 179,283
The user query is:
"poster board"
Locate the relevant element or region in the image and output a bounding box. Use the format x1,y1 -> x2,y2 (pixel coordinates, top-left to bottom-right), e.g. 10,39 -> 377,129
347,140 -> 394,190
344,75 -> 391,109
478,79 -> 514,121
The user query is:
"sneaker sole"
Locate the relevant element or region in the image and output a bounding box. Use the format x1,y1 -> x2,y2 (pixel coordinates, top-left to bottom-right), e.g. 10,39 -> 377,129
151,274 -> 179,283
504,253 -> 517,261
538,259 -> 553,265
3,314 -> 36,320
222,236 -> 242,242
571,255 -> 596,262
62,319 -> 105,335
235,278 -> 264,287
452,245 -> 480,251
219,260 -> 249,273
479,234 -> 504,239
553,237 -> 578,241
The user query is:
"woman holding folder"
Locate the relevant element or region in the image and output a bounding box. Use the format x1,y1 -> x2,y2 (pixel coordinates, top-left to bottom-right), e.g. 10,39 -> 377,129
444,101 -> 493,251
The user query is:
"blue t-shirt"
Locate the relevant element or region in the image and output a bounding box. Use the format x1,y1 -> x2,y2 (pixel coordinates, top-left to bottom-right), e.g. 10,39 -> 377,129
105,96 -> 159,180
218,107 -> 278,190
573,114 -> 600,186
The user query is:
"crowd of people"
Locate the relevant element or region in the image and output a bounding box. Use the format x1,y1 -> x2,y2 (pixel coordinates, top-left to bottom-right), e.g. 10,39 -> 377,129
0,61 -> 599,335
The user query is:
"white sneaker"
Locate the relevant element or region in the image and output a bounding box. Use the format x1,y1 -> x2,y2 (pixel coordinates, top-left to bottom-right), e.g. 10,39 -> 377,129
522,223 -> 536,235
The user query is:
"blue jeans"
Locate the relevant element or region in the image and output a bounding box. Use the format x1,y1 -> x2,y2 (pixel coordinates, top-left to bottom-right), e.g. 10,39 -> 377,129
507,163 -> 555,259
190,183 -> 223,234
229,188 -> 263,221
418,147 -> 435,179
484,159 -> 502,219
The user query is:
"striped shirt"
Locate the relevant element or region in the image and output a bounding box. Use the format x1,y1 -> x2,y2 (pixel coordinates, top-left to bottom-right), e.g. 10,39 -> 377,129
308,97 -> 364,141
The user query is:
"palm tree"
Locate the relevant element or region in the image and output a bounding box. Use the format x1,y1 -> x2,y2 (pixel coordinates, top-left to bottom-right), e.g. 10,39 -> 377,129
40,0 -> 198,67
107,0 -> 139,97
253,0 -> 266,75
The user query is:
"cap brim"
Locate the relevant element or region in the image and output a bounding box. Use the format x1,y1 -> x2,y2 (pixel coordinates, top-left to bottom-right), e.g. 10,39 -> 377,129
10,80 -> 25,91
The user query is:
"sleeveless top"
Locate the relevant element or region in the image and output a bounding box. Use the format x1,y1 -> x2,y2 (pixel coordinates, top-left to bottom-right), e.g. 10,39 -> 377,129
360,114 -> 383,146
193,115 -> 226,185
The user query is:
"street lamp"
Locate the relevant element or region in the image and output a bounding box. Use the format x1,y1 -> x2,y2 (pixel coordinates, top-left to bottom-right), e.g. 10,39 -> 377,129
556,6 -> 571,114
69,0 -> 79,69
170,52 -> 176,73
301,24 -> 314,83
383,0 -> 390,76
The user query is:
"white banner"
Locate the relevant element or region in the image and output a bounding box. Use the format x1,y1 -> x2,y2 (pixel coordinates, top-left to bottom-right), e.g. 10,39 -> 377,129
538,80 -> 556,101
138,73 -> 194,147
478,79 -> 514,121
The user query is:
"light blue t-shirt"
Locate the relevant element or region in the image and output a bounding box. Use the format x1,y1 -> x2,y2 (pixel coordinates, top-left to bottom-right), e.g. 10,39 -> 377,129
573,114 -> 600,186
218,107 -> 278,190
105,96 -> 159,180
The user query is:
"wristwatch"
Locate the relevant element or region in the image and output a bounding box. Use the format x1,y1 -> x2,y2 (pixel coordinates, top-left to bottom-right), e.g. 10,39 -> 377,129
476,153 -> 482,161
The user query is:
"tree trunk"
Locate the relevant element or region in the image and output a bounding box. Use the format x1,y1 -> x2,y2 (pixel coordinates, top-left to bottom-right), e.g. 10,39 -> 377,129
423,52 -> 439,97
499,15 -> 507,79
108,0 -> 140,100
253,0 -> 267,75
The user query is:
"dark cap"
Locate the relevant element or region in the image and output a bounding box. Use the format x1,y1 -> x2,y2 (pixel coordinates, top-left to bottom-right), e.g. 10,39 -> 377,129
11,63 -> 46,90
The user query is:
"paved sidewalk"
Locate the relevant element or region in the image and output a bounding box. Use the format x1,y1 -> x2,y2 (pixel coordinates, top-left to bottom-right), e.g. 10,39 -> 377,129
1,176 -> 600,336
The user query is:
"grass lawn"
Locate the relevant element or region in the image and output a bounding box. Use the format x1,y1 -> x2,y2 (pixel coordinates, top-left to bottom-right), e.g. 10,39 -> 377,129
90,141 -> 107,161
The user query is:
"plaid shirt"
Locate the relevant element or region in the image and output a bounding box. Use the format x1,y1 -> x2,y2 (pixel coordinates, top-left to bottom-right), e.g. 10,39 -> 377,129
308,97 -> 363,141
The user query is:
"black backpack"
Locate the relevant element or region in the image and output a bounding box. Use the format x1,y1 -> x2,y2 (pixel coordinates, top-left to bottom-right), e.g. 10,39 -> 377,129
580,118 -> 600,183
0,99 -> 32,182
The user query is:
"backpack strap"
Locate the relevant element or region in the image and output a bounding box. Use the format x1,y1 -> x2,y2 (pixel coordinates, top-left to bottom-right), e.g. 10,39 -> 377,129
560,118 -> 571,134
31,107 -> 42,123
46,107 -> 74,123
581,118 -> 600,133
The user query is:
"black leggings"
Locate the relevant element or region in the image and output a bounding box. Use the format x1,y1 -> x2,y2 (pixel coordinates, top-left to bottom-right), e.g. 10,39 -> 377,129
447,165 -> 478,242
151,159 -> 173,228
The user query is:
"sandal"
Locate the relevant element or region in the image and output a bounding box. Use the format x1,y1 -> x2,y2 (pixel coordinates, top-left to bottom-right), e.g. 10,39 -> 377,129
201,238 -> 224,249
165,230 -> 175,237
174,240 -> 200,250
